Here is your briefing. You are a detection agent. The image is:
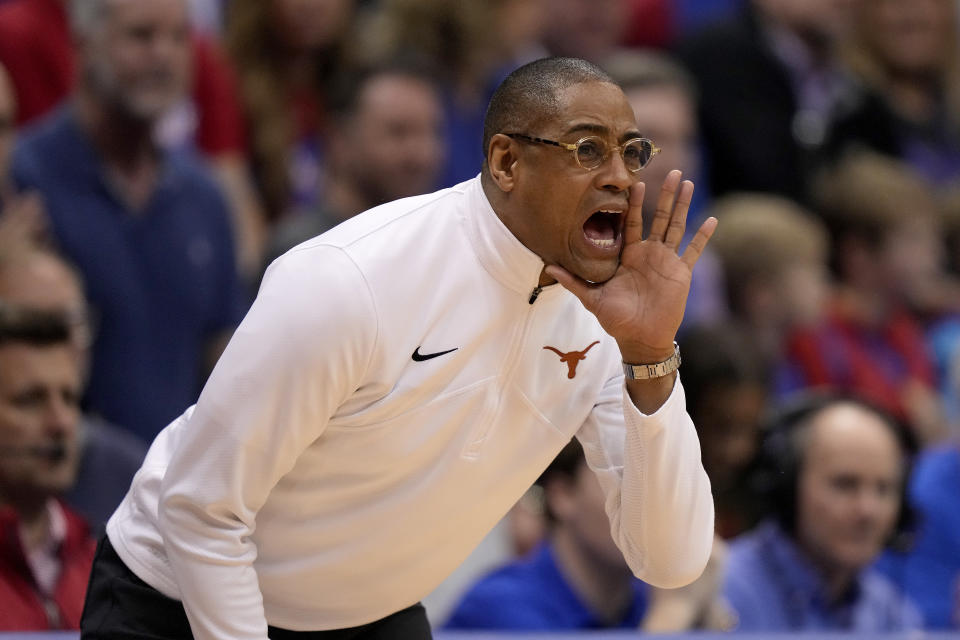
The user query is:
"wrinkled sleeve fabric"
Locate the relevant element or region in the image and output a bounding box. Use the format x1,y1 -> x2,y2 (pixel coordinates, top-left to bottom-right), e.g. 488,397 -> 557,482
576,373 -> 714,588
157,245 -> 377,640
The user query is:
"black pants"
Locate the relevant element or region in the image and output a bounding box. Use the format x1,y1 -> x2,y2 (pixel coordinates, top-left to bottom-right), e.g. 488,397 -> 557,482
80,536 -> 433,640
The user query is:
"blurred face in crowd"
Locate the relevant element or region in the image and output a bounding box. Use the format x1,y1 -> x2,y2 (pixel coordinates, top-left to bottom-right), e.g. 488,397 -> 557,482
337,73 -> 444,207
503,81 -> 642,284
795,403 -> 902,575
881,215 -> 943,302
776,260 -> 829,328
695,383 -> 766,488
0,343 -> 82,506
624,84 -> 698,232
0,66 -> 15,184
549,460 -> 625,571
270,0 -> 355,52
858,0 -> 956,77
543,0 -> 626,62
80,0 -> 191,122
493,0 -> 548,60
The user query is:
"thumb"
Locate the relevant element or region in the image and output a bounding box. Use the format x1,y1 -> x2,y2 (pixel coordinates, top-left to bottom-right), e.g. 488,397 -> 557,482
544,264 -> 599,311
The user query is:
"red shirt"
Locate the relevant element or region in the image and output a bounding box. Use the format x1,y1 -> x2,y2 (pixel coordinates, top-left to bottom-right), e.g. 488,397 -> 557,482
0,0 -> 245,155
0,501 -> 95,630
0,0 -> 73,126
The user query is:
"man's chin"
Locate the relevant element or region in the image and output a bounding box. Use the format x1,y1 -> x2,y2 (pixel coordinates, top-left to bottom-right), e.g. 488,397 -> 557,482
574,259 -> 619,285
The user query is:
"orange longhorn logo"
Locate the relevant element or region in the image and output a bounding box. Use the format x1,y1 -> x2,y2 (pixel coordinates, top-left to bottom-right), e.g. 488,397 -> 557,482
543,341 -> 600,379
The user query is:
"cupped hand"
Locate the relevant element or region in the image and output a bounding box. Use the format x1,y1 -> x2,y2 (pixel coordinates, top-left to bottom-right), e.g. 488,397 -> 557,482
546,169 -> 716,363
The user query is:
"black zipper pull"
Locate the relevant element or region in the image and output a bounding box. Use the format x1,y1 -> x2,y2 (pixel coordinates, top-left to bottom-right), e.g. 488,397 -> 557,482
528,285 -> 543,304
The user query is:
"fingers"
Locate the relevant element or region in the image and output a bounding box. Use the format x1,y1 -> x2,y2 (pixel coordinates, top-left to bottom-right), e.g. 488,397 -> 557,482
647,169 -> 681,243
648,170 -> 695,250
681,216 -> 718,268
623,181 -> 646,246
663,180 -> 694,250
544,264 -> 599,311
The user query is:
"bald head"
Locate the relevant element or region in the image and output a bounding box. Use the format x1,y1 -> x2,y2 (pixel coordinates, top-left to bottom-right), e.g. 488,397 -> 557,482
0,250 -> 85,314
482,57 -> 615,164
795,400 -> 905,574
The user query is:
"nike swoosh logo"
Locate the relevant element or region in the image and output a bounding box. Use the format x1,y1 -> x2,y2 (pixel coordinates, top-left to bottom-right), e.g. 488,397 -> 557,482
412,346 -> 458,361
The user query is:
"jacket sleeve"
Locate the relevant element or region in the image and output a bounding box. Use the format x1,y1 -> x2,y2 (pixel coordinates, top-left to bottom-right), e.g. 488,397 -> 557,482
575,373 -> 714,588
157,245 -> 378,640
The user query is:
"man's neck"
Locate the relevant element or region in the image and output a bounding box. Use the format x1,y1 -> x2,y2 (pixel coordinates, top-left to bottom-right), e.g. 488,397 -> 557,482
802,545 -> 858,604
74,89 -> 161,211
551,529 -> 634,625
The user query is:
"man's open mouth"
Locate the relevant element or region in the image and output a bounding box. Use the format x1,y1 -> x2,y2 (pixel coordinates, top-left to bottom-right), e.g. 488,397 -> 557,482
582,210 -> 624,250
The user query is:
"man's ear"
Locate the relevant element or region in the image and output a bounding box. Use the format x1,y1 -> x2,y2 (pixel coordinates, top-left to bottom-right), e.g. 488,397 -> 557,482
487,133 -> 519,193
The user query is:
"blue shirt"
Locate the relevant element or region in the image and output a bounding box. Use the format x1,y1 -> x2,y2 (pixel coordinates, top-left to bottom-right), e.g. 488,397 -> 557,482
877,445 -> 960,629
13,106 -> 249,440
444,543 -> 648,630
724,521 -> 922,632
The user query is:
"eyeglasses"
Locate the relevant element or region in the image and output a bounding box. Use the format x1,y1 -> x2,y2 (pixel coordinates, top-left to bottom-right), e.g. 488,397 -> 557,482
506,133 -> 660,172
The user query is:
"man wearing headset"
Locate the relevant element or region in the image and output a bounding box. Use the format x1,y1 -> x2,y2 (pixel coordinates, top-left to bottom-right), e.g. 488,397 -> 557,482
723,393 -> 922,631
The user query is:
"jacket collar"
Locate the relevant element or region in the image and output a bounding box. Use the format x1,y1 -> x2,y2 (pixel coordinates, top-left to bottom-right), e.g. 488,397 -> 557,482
463,175 -> 560,302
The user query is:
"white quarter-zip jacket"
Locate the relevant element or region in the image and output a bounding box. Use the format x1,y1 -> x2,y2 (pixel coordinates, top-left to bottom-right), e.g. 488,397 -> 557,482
106,176 -> 714,639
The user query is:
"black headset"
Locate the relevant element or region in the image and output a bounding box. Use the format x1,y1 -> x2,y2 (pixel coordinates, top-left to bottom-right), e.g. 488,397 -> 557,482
751,389 -> 917,553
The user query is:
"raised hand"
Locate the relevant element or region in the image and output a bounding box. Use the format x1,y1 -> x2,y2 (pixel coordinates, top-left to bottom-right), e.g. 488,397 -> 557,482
546,170 -> 716,365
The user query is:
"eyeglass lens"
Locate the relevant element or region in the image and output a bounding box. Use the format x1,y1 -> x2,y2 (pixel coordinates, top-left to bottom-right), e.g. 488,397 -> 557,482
575,138 -> 653,171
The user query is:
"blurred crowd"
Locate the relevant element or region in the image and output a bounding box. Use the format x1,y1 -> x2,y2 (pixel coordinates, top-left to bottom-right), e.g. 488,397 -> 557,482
0,0 -> 958,634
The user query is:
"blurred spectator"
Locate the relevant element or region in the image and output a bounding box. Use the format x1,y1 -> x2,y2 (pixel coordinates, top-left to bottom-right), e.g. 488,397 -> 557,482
791,152 -> 950,445
708,193 -> 830,390
11,0 -> 248,441
0,62 -> 46,255
877,439 -> 960,629
226,0 -> 359,219
676,0 -> 863,204
446,440 -> 732,632
0,1 -> 264,281
0,306 -> 94,630
360,0 -> 513,188
680,323 -> 769,538
541,0 -> 627,63
832,0 -> 960,186
444,442 -> 649,630
491,0 -> 549,67
725,393 -> 921,632
603,49 -> 726,327
0,248 -> 147,533
263,63 -> 445,270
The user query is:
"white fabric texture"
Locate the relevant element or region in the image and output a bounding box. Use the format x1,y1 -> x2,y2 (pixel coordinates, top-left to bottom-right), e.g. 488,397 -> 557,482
106,176 -> 714,639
